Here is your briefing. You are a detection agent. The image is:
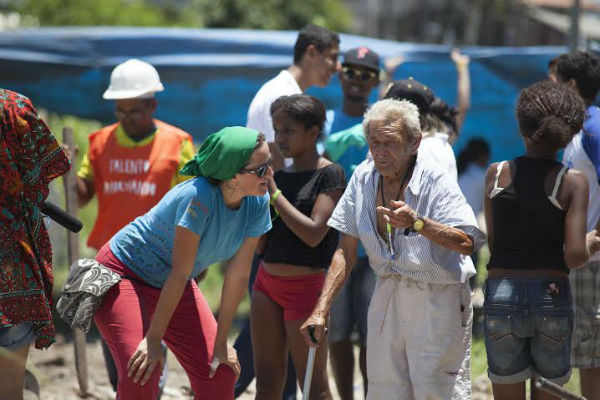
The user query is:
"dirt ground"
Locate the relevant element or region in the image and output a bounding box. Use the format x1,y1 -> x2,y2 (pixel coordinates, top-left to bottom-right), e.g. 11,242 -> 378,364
24,332 -> 494,400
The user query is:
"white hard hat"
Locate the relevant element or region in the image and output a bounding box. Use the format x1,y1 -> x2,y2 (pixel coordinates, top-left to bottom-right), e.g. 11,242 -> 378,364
103,59 -> 164,100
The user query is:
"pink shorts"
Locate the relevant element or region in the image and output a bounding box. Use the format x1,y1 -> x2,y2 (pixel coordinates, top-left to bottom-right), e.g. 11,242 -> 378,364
252,263 -> 325,321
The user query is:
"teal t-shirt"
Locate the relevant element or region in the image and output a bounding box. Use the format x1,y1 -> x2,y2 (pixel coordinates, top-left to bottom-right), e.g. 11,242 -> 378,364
110,177 -> 271,288
325,109 -> 369,258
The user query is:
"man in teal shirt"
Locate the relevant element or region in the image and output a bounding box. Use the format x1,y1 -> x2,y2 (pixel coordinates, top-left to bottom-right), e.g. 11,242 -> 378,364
324,46 -> 380,400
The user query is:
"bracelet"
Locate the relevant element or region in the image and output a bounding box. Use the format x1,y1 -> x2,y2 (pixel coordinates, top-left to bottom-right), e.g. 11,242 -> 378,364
270,189 -> 282,206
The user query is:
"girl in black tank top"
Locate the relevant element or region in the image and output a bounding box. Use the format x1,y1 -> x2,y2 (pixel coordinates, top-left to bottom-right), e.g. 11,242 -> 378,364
251,94 -> 346,399
482,81 -> 600,400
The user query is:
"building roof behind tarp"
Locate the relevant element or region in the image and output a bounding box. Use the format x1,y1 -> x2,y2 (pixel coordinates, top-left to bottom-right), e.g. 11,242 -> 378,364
520,0 -> 600,11
527,6 -> 600,39
0,27 -> 575,163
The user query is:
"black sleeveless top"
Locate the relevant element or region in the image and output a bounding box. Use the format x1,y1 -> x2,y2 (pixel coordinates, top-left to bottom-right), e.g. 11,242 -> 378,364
487,157 -> 569,273
262,163 -> 346,269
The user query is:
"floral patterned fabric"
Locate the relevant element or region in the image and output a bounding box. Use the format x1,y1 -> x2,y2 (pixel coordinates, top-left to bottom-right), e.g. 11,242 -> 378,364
0,89 -> 70,349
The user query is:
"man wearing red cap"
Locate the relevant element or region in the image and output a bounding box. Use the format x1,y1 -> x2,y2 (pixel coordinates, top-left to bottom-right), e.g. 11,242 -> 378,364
324,46 -> 380,400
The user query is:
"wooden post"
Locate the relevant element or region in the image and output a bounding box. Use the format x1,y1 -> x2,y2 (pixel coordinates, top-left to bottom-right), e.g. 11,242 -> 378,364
62,127 -> 89,396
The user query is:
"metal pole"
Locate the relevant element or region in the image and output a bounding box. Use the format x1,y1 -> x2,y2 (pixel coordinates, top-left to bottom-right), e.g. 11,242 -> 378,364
535,377 -> 587,400
570,0 -> 581,51
62,127 -> 89,396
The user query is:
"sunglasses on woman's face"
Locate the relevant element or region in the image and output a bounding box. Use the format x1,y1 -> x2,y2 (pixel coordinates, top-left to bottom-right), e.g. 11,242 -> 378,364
240,159 -> 272,178
342,66 -> 378,82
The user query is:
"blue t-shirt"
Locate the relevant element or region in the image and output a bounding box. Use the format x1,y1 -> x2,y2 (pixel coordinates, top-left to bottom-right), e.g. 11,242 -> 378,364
582,105 -> 600,182
110,177 -> 272,288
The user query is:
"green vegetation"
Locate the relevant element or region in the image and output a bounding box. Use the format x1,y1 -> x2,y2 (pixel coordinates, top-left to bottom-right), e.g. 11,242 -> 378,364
12,0 -> 351,31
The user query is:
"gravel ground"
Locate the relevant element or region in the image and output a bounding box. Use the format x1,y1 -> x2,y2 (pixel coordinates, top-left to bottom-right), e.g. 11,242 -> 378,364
24,334 -> 493,400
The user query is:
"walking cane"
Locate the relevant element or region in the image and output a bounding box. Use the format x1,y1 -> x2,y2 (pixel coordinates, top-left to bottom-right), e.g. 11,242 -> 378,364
302,326 -> 318,400
534,377 -> 587,400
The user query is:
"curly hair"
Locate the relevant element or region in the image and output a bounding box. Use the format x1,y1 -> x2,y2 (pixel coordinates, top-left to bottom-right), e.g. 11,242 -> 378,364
516,81 -> 585,153
555,51 -> 600,102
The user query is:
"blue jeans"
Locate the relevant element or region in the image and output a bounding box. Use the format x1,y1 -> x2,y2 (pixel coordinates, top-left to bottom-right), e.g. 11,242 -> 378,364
0,323 -> 35,350
483,276 -> 573,385
234,254 -> 297,399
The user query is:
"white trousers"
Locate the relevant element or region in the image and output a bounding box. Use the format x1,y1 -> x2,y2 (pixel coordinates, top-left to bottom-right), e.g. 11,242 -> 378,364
366,275 -> 472,400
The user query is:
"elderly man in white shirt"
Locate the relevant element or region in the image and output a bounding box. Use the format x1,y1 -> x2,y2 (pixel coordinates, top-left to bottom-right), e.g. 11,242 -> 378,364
301,98 -> 486,400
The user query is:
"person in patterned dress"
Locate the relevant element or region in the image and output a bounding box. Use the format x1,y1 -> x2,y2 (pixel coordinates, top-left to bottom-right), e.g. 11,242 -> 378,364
0,89 -> 70,399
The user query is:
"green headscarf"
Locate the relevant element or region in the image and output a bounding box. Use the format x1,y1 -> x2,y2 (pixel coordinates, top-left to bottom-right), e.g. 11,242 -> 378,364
180,126 -> 259,180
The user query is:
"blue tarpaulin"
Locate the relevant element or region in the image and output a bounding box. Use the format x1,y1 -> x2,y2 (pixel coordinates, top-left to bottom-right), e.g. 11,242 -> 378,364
0,27 -> 570,162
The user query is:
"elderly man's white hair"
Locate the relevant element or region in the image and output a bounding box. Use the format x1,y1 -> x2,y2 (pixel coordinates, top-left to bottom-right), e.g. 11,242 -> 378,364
363,99 -> 421,142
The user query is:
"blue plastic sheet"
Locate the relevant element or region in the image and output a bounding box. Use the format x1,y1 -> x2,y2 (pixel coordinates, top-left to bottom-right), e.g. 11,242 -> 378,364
0,27 -> 571,162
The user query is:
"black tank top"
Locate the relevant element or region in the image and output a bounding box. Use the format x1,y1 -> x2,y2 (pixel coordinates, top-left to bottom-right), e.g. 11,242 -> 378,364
262,164 -> 346,269
487,156 -> 569,273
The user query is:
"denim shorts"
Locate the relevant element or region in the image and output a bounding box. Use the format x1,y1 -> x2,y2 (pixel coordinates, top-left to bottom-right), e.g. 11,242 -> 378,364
0,323 -> 36,350
328,257 -> 376,345
483,276 -> 573,385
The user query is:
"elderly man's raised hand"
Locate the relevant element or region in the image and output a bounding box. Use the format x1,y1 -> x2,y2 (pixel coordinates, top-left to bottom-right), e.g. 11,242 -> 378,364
377,199 -> 417,229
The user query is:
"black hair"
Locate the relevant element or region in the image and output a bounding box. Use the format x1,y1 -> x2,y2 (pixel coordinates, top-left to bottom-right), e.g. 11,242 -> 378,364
293,24 -> 340,64
457,137 -> 490,175
516,80 -> 584,153
270,94 -> 326,134
555,51 -> 600,102
208,132 -> 267,187
548,56 -> 559,70
430,98 -> 459,136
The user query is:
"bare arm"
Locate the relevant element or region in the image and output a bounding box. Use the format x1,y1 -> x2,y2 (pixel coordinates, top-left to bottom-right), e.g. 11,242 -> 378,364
270,178 -> 344,248
563,171 -> 596,268
419,217 -> 474,255
451,49 -> 471,131
147,226 -> 200,340
483,163 -> 499,252
300,234 -> 359,346
128,226 -> 200,384
77,177 -> 95,207
213,236 -> 258,358
378,199 -> 474,255
378,54 -> 404,99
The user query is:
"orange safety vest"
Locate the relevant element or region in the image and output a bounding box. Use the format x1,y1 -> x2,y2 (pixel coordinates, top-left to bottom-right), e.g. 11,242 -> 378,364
87,120 -> 192,250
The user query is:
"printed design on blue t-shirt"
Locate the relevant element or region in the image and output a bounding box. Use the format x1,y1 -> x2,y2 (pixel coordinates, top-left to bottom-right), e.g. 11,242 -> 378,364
186,199 -> 209,218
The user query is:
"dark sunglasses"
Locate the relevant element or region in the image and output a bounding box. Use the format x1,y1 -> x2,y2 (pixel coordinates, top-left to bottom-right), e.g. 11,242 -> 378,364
342,66 -> 378,82
239,159 -> 272,178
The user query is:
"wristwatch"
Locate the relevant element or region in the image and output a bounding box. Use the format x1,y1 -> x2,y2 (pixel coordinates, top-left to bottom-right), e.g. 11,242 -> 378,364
411,215 -> 426,233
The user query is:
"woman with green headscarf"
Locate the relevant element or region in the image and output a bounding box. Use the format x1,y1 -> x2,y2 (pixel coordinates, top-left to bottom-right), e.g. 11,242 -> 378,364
93,126 -> 272,399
